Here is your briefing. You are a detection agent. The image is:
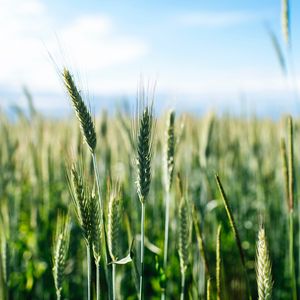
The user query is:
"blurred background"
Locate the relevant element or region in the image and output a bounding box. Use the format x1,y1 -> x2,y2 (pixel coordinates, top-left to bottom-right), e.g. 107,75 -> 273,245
1,0 -> 300,118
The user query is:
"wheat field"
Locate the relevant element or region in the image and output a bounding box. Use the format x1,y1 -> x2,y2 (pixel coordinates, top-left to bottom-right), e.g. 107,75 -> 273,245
0,69 -> 299,299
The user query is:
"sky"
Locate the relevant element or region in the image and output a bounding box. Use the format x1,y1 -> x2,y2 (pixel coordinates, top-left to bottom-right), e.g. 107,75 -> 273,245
1,0 -> 300,117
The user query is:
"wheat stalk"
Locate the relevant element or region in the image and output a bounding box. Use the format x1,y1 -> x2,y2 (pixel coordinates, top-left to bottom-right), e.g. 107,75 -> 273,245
90,191 -> 102,300
280,138 -> 289,208
216,225 -> 222,300
108,187 -> 121,262
206,278 -> 211,300
69,164 -> 91,244
62,68 -> 96,154
68,163 -> 92,300
134,94 -> 153,300
215,175 -> 251,299
178,192 -> 189,300
287,116 -> 297,300
282,0 -> 290,47
136,105 -> 153,204
256,227 -> 272,300
162,110 -> 176,300
52,213 -> 70,300
164,110 -> 175,192
107,185 -> 121,300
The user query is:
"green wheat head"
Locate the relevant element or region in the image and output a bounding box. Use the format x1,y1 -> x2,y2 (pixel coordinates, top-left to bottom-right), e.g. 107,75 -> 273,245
256,227 -> 272,300
63,68 -> 97,153
135,103 -> 153,203
52,213 -> 70,300
69,164 -> 92,244
178,196 -> 189,275
90,192 -> 102,265
164,110 -> 176,191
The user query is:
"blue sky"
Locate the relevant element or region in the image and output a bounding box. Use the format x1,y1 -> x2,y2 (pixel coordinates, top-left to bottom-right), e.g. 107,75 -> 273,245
1,0 -> 300,116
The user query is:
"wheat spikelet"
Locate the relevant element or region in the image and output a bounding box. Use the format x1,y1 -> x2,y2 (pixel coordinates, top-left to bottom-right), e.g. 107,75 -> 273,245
164,110 -> 175,191
107,187 -> 121,262
63,68 -> 96,153
90,192 -> 102,265
178,196 -> 189,275
69,164 -> 91,243
135,104 -> 153,203
52,213 -> 70,300
256,227 -> 272,300
282,0 -> 290,47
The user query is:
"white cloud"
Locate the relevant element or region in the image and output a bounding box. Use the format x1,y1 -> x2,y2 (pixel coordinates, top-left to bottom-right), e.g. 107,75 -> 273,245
177,11 -> 270,28
0,0 -> 148,95
55,15 -> 147,70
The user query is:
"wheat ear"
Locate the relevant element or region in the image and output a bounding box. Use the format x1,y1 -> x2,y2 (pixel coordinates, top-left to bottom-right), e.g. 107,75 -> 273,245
178,191 -> 189,300
68,163 -> 92,300
62,68 -> 96,153
256,227 -> 272,300
52,213 -> 70,300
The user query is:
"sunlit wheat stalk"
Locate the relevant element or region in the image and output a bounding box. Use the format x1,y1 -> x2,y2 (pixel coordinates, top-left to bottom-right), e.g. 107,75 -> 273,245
256,227 -> 273,300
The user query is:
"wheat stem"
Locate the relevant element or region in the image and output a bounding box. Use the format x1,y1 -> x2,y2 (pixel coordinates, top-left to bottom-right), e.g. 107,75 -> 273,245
215,175 -> 251,300
216,225 -> 222,300
112,263 -> 116,300
92,153 -> 110,298
139,202 -> 145,300
206,278 -> 211,300
96,263 -> 100,300
287,116 -> 297,300
87,245 -> 92,300
163,190 -> 170,270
